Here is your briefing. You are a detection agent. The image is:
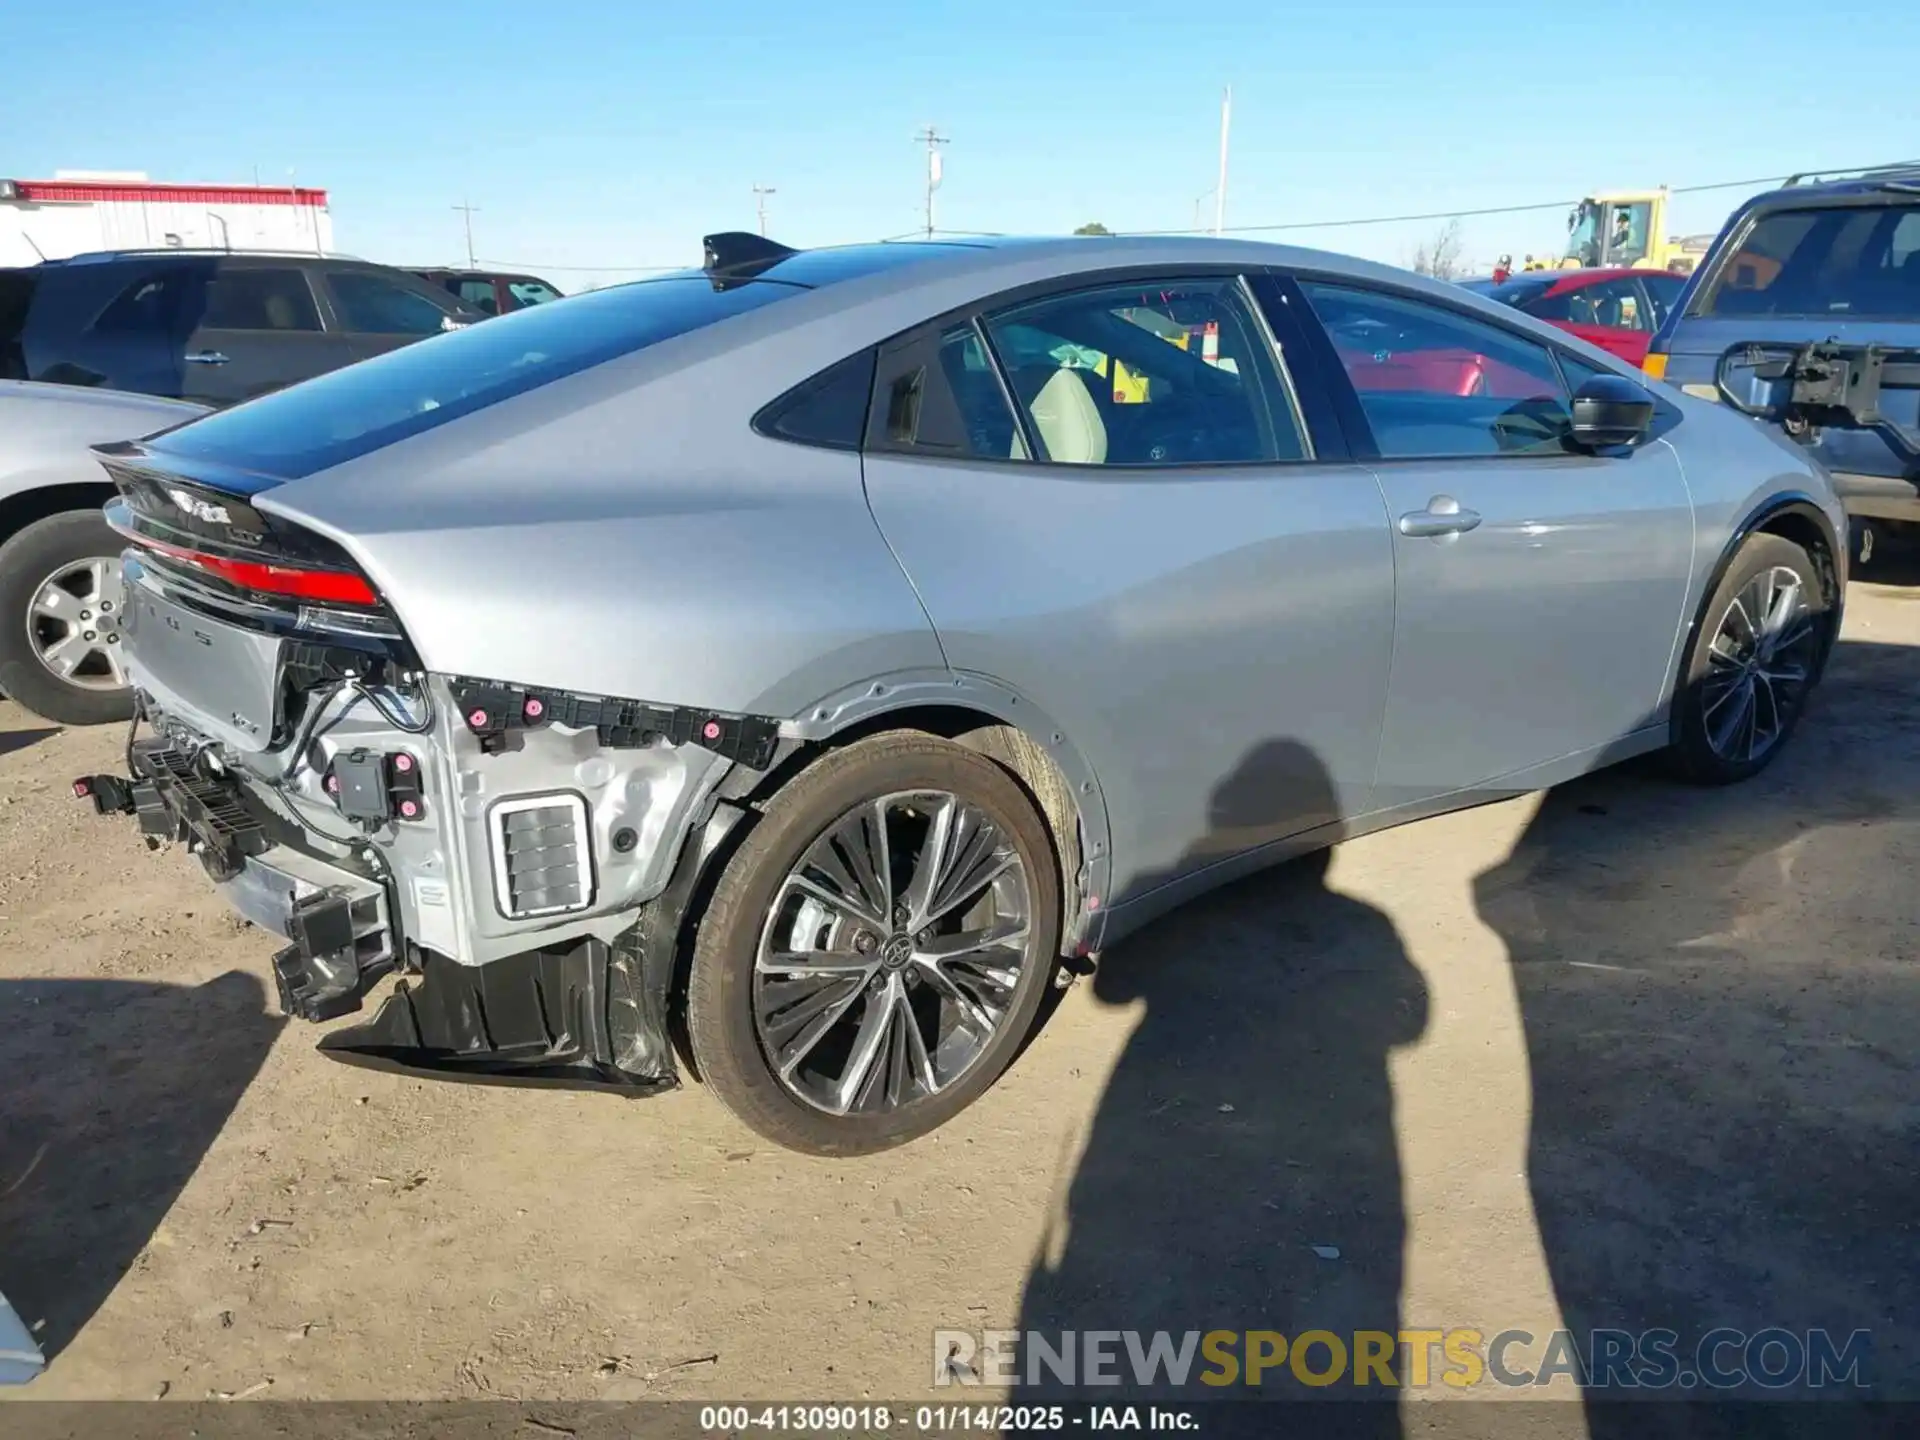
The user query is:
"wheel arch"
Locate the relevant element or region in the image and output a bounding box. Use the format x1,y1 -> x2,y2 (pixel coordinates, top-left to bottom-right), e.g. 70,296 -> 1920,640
654,681 -> 1111,1085
0,480 -> 118,550
721,675 -> 1112,959
1668,491 -> 1843,739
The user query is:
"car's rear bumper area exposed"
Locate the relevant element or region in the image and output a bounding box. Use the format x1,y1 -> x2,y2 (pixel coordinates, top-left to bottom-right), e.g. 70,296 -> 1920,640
317,938 -> 677,1095
78,738 -> 398,1023
77,734 -> 694,1095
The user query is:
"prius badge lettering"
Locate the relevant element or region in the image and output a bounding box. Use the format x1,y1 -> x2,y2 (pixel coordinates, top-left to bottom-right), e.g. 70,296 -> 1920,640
168,487 -> 232,526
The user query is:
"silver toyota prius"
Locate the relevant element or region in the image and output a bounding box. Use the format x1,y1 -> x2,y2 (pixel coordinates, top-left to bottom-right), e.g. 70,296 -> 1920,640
77,233 -> 1846,1154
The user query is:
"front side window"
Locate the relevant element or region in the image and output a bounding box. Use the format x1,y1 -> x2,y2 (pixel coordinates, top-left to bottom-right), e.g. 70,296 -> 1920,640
201,268 -> 320,332
1701,204 -> 1920,320
1303,282 -> 1573,458
329,271 -> 456,334
982,276 -> 1302,465
509,280 -> 563,307
457,279 -> 500,315
1576,277 -> 1648,330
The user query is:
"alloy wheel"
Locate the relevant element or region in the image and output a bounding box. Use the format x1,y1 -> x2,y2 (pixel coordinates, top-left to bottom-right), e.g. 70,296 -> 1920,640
752,790 -> 1033,1117
27,557 -> 128,692
1701,564 -> 1821,764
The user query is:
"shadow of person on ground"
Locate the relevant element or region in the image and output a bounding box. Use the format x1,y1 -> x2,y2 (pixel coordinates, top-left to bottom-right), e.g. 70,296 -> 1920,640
1016,741 -> 1425,1430
1478,637 -> 1920,1432
0,971 -> 283,1362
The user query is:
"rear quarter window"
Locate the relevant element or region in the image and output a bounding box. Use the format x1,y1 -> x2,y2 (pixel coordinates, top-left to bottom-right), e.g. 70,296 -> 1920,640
152,276 -> 800,479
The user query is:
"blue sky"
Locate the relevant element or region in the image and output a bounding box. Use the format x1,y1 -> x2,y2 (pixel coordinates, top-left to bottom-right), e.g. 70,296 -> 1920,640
6,0 -> 1917,288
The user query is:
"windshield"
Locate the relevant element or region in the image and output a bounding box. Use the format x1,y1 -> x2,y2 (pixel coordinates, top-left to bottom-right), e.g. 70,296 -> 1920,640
1699,203 -> 1920,319
153,276 -> 800,479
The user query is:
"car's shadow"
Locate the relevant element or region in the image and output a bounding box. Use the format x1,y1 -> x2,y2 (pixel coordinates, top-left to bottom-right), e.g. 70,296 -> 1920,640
0,726 -> 61,760
0,972 -> 283,1362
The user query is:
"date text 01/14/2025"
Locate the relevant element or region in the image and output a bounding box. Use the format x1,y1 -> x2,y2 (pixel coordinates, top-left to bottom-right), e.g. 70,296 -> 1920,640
698,1404 -> 1199,1433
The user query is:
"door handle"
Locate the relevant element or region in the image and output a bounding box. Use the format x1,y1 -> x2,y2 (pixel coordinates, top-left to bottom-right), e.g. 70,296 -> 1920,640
184,351 -> 230,365
1398,495 -> 1482,538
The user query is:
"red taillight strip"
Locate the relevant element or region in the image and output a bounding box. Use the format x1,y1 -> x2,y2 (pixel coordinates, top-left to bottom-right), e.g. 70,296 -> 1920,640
118,527 -> 379,607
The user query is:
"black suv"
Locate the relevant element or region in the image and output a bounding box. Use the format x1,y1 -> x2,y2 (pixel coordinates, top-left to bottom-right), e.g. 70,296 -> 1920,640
0,250 -> 484,406
1647,164 -> 1920,556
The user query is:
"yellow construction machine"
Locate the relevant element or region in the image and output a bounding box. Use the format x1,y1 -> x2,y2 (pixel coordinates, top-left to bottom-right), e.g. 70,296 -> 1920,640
1521,189 -> 1713,274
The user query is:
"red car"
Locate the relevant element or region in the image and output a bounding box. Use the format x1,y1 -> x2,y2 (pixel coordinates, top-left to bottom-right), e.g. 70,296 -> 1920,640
1461,267 -> 1687,365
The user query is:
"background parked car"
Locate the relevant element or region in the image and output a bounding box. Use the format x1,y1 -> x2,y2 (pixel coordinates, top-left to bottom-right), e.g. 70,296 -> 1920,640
0,250 -> 482,407
412,267 -> 565,316
1644,163 -> 1920,547
1459,267 -> 1687,365
0,380 -> 206,724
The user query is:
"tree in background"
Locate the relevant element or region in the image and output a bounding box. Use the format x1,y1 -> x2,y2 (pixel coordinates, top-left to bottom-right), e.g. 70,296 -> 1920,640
1410,217 -> 1465,280
1073,222 -> 1113,236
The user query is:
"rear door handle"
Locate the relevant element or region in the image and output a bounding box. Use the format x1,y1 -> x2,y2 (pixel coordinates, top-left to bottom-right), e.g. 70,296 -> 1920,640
1398,495 -> 1482,538
185,351 -> 230,365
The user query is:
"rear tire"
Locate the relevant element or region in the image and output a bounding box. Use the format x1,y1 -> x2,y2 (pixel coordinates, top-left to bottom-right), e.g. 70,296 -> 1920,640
686,731 -> 1061,1156
0,509 -> 134,727
1668,533 -> 1832,785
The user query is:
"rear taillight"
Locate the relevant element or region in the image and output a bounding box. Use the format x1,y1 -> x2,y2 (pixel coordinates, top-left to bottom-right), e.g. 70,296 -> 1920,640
111,522 -> 380,607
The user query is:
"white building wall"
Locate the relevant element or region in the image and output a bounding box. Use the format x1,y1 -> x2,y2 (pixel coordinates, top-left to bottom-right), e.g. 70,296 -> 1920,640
0,190 -> 336,266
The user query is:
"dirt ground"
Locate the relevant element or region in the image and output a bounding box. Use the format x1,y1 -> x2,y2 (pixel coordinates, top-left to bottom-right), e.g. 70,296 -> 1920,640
2,564 -> 1916,1423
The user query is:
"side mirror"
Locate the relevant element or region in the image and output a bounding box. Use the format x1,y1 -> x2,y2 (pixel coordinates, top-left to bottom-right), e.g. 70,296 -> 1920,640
1569,373 -> 1654,450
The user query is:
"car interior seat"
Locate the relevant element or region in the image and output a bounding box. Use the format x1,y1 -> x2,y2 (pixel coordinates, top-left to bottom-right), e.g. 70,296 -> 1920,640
1010,365 -> 1107,463
264,294 -> 298,329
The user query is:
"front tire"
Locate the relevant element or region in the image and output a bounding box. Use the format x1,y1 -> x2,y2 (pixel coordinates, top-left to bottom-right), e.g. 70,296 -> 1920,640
0,510 -> 135,727
1668,533 -> 1832,785
687,731 -> 1061,1156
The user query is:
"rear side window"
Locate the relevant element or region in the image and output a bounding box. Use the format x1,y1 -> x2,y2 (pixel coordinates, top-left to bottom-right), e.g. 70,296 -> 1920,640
154,276 -> 801,479
1701,204 -> 1920,319
202,269 -> 321,332
328,270 -> 455,335
94,271 -> 195,335
1303,282 -> 1573,458
1641,272 -> 1686,328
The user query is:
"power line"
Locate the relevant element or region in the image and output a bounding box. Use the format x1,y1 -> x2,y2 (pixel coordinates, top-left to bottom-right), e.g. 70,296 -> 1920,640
468,164 -> 1871,273
1120,172 -> 1808,237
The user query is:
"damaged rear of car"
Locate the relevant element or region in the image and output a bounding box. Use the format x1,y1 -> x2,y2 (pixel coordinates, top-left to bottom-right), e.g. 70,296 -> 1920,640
77,237 -> 1058,1144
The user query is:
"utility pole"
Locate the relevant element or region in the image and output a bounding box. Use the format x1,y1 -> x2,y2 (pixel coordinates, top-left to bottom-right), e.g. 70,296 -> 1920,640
917,125 -> 948,239
753,184 -> 776,236
452,199 -> 481,268
1214,86 -> 1232,237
